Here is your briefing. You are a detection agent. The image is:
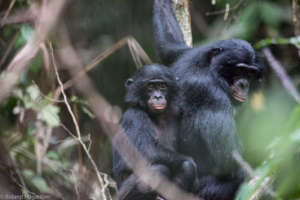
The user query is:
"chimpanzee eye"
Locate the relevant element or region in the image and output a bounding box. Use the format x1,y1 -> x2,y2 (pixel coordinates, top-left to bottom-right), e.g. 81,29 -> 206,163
235,69 -> 242,76
147,83 -> 155,91
160,83 -> 167,90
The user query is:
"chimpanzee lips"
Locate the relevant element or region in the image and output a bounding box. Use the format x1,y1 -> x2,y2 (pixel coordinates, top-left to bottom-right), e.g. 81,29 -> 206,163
231,84 -> 248,103
153,104 -> 166,110
232,93 -> 247,103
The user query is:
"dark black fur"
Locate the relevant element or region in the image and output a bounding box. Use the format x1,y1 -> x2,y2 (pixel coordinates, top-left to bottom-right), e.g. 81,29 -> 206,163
153,0 -> 263,199
113,64 -> 197,200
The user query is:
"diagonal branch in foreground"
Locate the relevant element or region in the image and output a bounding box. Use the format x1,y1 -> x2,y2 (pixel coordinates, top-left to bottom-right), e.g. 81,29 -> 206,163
0,0 -> 65,102
55,26 -> 200,200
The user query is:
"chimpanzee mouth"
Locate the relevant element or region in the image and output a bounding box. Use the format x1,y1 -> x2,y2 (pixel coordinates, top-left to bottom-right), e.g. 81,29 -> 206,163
232,93 -> 247,103
153,105 -> 166,110
231,84 -> 248,103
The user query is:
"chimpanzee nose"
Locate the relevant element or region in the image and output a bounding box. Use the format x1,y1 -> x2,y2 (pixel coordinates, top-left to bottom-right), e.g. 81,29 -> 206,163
238,80 -> 248,89
154,95 -> 162,100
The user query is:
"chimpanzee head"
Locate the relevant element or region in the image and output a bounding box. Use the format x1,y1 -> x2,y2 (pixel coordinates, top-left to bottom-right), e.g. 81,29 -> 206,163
125,64 -> 178,114
205,39 -> 263,104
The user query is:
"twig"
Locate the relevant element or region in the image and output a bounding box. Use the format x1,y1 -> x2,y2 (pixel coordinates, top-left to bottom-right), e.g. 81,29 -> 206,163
50,43 -> 108,200
232,151 -> 255,177
40,43 -> 51,75
32,81 -> 64,103
263,48 -> 300,103
1,3 -> 40,26
224,3 -> 230,21
0,0 -> 65,102
52,47 -> 82,140
206,0 -> 244,16
127,37 -> 152,67
233,151 -> 278,199
0,32 -> 19,69
54,36 -> 151,99
0,0 -> 16,27
249,177 -> 272,200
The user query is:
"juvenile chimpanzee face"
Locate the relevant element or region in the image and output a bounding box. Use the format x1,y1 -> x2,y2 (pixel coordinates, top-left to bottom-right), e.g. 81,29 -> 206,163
146,79 -> 168,114
124,64 -> 177,112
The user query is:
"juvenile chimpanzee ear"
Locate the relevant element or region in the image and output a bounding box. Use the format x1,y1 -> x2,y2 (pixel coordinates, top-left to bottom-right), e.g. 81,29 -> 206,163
125,78 -> 134,87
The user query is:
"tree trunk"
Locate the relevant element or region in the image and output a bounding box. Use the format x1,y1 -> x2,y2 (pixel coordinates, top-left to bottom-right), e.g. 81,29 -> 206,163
171,0 -> 193,47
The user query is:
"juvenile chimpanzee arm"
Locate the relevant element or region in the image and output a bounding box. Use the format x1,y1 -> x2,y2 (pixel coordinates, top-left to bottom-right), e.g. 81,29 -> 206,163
153,0 -> 190,65
115,109 -> 187,169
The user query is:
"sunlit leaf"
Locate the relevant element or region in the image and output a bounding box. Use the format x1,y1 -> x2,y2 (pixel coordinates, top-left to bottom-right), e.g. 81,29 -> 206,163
20,25 -> 34,41
40,105 -> 60,127
26,85 -> 40,101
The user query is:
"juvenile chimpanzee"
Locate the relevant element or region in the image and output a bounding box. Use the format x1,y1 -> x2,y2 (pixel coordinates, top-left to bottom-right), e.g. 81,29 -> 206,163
112,64 -> 197,200
153,0 -> 263,199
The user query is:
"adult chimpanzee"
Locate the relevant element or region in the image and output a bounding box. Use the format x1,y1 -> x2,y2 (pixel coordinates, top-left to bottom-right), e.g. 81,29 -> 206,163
153,0 -> 263,199
113,64 -> 198,200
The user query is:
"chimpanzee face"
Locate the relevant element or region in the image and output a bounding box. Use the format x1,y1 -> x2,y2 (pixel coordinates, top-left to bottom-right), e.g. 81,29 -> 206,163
124,64 -> 177,113
207,40 -> 262,104
229,63 -> 261,103
146,79 -> 168,114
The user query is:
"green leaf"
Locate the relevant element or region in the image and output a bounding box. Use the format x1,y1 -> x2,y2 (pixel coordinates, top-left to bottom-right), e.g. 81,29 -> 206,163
285,106 -> 300,132
14,89 -> 24,99
47,151 -> 59,160
32,176 -> 51,193
20,25 -> 34,41
29,54 -> 42,74
26,85 -> 40,101
15,34 -> 26,49
40,105 -> 60,127
23,169 -> 34,178
290,129 -> 300,142
82,106 -> 95,119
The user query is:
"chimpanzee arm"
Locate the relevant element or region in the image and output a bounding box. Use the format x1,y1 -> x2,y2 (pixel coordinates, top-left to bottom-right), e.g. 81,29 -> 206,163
153,0 -> 190,65
196,173 -> 244,200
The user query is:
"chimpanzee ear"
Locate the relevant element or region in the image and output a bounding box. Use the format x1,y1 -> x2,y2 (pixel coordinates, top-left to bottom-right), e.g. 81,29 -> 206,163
125,78 -> 134,87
